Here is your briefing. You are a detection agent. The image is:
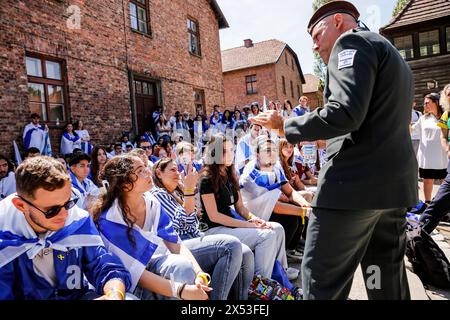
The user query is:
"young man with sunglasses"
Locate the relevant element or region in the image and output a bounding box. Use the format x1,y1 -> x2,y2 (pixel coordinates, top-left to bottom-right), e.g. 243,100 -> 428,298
0,156 -> 132,300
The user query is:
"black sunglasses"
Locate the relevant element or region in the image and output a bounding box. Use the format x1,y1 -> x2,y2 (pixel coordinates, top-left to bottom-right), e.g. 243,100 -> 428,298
141,146 -> 151,150
18,195 -> 79,219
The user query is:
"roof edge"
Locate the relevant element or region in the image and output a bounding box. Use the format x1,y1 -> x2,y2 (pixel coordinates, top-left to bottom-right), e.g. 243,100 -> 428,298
380,0 -> 414,33
209,0 -> 229,29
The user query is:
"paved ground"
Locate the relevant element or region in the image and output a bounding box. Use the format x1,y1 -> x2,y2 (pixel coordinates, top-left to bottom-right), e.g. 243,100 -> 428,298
288,181 -> 450,300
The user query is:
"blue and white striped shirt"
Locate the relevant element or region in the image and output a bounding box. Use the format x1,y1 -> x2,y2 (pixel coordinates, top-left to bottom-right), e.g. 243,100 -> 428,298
150,186 -> 201,238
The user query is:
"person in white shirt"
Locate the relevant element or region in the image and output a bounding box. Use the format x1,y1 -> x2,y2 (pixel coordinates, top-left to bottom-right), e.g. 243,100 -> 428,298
0,154 -> 16,201
60,123 -> 81,156
410,102 -> 422,156
23,113 -> 50,154
411,93 -> 448,202
74,120 -> 92,155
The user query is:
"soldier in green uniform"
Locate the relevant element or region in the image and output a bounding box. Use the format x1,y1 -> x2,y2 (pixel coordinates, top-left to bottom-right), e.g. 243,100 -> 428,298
250,1 -> 418,300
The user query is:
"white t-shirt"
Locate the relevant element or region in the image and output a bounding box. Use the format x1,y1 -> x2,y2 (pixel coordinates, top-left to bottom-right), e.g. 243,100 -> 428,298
410,110 -> 422,140
412,114 -> 448,169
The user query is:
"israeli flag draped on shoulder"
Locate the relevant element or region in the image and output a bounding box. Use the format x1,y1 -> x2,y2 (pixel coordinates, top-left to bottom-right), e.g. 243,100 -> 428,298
97,192 -> 180,291
0,194 -> 103,268
23,123 -> 45,151
239,160 -> 286,221
235,134 -> 254,175
13,140 -> 22,166
41,130 -> 52,156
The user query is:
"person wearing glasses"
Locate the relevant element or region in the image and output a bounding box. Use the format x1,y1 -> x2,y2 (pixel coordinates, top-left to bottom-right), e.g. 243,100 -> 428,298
239,136 -> 312,279
92,155 -> 212,300
0,156 -> 132,300
150,157 -> 253,299
137,139 -> 154,166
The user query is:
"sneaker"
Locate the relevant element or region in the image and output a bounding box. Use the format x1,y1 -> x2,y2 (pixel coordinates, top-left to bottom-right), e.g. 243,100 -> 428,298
286,249 -> 302,262
286,267 -> 299,280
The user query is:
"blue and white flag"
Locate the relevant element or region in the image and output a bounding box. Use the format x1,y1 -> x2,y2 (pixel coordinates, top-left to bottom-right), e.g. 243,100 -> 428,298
0,194 -> 103,268
61,133 -> 81,155
23,123 -> 45,151
41,130 -> 52,156
12,140 -> 22,166
239,160 -> 286,221
97,192 -> 180,291
235,134 -> 254,175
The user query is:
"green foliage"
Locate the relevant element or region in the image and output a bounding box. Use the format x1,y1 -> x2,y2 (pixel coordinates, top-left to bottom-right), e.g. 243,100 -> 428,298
311,0 -> 333,83
392,0 -> 409,17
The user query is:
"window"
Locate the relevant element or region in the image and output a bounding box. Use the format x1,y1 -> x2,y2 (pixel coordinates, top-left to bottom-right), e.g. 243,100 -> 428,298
290,80 -> 294,98
393,35 -> 414,59
194,89 -> 205,114
446,27 -> 450,52
282,76 -> 286,95
134,80 -> 154,96
245,75 -> 257,95
285,52 -> 288,65
291,58 -> 294,71
129,0 -> 150,34
297,85 -> 301,99
188,18 -> 201,56
26,55 -> 67,122
419,30 -> 440,57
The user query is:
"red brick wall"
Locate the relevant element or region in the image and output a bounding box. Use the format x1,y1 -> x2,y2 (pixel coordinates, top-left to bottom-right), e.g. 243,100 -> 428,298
275,48 -> 304,105
223,65 -> 277,109
0,0 -> 225,158
223,47 -> 304,109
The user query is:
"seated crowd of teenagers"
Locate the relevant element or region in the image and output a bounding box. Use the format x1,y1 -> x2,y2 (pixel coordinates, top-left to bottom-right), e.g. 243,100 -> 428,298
1,100 -> 330,300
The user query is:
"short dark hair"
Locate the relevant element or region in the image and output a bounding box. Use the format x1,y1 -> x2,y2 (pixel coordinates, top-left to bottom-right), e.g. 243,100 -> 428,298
26,147 -> 41,156
69,153 -> 91,167
15,156 -> 70,199
30,113 -> 40,119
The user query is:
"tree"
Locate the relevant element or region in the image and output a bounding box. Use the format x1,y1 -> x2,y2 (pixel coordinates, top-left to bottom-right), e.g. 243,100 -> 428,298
312,0 -> 333,88
392,0 -> 409,17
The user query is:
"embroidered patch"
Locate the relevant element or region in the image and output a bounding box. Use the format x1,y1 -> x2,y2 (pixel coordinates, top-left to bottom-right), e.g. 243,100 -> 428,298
337,49 -> 357,70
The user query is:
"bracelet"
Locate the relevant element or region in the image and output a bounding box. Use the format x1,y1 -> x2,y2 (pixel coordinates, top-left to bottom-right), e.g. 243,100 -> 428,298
177,283 -> 187,300
184,193 -> 196,197
106,287 -> 125,300
184,188 -> 196,193
196,273 -> 211,286
246,213 -> 256,221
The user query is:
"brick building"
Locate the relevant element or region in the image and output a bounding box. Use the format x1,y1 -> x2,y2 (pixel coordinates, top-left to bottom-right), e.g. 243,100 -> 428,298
302,73 -> 324,111
221,39 -> 306,109
380,0 -> 450,106
0,0 -> 228,157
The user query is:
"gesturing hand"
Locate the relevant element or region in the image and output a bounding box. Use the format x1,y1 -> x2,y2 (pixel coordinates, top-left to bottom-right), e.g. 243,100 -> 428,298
180,163 -> 199,191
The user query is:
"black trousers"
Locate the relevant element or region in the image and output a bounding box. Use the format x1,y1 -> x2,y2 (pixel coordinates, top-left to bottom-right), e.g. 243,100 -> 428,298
270,213 -> 304,250
301,207 -> 410,300
421,172 -> 450,233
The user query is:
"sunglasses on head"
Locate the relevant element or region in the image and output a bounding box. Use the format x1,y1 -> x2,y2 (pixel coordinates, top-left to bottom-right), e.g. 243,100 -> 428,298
18,195 -> 79,219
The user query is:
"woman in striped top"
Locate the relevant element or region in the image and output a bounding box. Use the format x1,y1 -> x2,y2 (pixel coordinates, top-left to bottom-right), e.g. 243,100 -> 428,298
150,158 -> 254,300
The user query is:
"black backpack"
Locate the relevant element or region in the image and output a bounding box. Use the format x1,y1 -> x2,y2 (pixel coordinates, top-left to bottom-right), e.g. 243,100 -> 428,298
405,228 -> 450,288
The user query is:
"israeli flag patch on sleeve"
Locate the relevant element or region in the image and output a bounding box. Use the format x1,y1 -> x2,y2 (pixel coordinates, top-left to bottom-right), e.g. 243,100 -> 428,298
337,49 -> 357,70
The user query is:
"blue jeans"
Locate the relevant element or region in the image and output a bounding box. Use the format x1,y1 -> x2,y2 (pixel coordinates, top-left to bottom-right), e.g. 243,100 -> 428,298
183,234 -> 253,300
420,171 -> 450,233
136,253 -> 196,300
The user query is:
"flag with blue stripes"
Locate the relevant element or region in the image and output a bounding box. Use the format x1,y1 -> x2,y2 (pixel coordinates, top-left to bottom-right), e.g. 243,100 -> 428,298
97,192 -> 180,291
0,195 -> 103,268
